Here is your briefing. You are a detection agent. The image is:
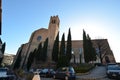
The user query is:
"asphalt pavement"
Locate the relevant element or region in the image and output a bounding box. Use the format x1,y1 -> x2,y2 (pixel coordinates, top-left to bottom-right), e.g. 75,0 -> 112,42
39,66 -> 113,80
76,66 -> 107,80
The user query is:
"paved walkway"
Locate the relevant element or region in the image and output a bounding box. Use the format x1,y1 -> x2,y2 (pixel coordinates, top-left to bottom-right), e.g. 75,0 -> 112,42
76,66 -> 107,80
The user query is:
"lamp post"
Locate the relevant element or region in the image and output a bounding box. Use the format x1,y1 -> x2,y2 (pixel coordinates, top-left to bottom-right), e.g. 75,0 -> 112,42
79,52 -> 82,64
72,51 -> 75,64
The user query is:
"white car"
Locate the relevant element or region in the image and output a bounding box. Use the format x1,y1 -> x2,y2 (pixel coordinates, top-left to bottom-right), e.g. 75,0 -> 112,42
0,68 -> 8,78
106,64 -> 120,79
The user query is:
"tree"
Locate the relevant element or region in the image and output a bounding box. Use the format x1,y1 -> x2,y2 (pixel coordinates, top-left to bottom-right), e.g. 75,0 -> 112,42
57,55 -> 68,68
35,43 -> 42,62
87,35 -> 96,62
42,38 -> 48,61
83,30 -> 96,63
13,48 -> 22,70
57,33 -> 66,68
27,49 -> 36,71
0,38 -> 6,65
27,51 -> 35,71
0,42 -> 6,65
1,42 -> 6,53
66,28 -> 72,64
83,30 -> 89,63
35,38 -> 48,62
52,32 -> 59,62
59,33 -> 65,56
96,39 -> 111,64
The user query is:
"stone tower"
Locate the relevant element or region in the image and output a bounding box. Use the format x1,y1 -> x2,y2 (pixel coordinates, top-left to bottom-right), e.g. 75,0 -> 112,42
47,15 -> 60,62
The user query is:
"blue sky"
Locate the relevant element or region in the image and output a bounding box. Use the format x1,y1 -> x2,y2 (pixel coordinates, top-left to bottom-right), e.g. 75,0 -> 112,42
1,0 -> 120,62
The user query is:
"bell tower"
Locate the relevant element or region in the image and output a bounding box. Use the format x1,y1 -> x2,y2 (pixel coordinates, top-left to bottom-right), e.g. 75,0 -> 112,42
47,15 -> 60,62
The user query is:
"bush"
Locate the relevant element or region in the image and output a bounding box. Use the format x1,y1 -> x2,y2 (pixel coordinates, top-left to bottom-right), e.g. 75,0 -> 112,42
14,69 -> 34,80
25,73 -> 34,80
73,63 -> 95,73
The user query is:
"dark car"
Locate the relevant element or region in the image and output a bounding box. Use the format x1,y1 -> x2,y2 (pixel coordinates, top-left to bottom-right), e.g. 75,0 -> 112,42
53,66 -> 76,80
0,68 -> 8,79
106,64 -> 120,79
39,68 -> 55,77
0,68 -> 16,80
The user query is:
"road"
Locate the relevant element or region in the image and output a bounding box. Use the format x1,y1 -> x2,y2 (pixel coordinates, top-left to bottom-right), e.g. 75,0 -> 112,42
40,77 -> 114,80
40,66 -> 115,80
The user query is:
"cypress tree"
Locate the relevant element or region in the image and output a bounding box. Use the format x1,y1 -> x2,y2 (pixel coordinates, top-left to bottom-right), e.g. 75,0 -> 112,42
27,49 -> 36,71
13,49 -> 22,70
35,43 -> 42,62
1,42 -> 6,53
0,42 -> 6,65
83,30 -> 89,63
87,35 -> 96,62
0,38 -> 2,44
59,33 -> 65,55
52,32 -> 59,62
66,28 -> 72,64
42,38 -> 48,61
87,35 -> 92,62
57,33 -> 66,68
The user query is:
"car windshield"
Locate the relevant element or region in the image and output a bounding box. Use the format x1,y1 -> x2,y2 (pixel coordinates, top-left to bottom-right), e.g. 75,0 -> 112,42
108,66 -> 120,70
42,69 -> 48,72
0,68 -> 7,72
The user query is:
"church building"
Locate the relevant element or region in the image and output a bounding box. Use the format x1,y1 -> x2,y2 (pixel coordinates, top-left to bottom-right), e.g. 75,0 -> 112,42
13,15 -> 116,69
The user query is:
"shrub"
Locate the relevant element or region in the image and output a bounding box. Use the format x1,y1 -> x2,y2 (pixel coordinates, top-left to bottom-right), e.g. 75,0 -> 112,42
73,63 -> 95,73
25,73 -> 34,80
14,69 -> 34,80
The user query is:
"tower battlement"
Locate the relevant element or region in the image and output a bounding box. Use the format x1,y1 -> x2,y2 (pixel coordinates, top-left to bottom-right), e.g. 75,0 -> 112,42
49,15 -> 60,26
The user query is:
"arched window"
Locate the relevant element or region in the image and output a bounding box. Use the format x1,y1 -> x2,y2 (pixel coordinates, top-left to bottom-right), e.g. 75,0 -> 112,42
53,20 -> 56,23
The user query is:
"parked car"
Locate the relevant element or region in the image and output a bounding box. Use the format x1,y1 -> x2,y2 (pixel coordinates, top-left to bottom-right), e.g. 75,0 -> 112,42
53,66 -> 76,80
0,68 -> 8,78
39,68 -> 55,77
36,69 -> 42,73
106,63 -> 117,70
106,64 -> 120,79
0,68 -> 16,80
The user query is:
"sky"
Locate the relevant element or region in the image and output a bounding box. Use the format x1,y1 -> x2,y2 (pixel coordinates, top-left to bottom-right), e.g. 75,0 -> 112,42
1,0 -> 120,62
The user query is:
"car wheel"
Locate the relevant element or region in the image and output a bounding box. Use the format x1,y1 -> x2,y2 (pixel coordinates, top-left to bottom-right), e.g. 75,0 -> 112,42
65,76 -> 68,80
53,75 -> 56,79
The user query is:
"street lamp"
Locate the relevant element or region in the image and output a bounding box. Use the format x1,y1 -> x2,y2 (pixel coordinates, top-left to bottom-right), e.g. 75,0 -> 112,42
72,51 -> 75,64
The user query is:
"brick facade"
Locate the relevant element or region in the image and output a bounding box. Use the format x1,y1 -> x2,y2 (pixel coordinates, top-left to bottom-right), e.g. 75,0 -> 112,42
13,16 -> 116,69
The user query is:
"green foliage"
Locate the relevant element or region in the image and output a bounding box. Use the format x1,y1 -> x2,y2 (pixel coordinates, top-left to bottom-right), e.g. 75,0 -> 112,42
27,49 -> 36,71
57,33 -> 66,68
0,41 -> 6,65
73,63 -> 95,73
35,43 -> 42,61
83,30 -> 97,63
1,42 -> 6,53
83,30 -> 89,63
87,35 -> 97,62
57,55 -> 68,68
15,69 -> 34,80
52,32 -> 59,62
25,73 -> 34,80
57,29 -> 72,68
13,48 -> 22,70
42,38 -> 48,61
0,38 -> 2,44
66,28 -> 72,64
35,38 -> 48,63
59,33 -> 65,56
